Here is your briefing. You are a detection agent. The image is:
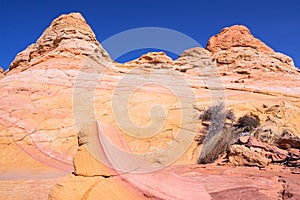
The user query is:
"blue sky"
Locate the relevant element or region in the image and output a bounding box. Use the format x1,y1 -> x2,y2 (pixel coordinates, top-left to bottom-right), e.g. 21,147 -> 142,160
1,0 -> 300,71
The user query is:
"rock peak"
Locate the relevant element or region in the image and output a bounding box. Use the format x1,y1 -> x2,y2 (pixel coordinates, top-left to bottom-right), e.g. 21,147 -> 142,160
206,24 -> 274,54
221,25 -> 251,34
47,12 -> 91,35
206,24 -> 297,74
128,52 -> 173,64
121,52 -> 174,70
56,12 -> 86,21
9,12 -> 110,72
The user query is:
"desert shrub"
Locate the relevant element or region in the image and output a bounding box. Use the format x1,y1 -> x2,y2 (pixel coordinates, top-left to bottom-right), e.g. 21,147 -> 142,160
199,104 -> 219,122
198,103 -> 237,164
199,103 -> 235,123
226,109 -> 235,122
204,105 -> 226,141
235,114 -> 260,132
198,127 -> 236,164
197,107 -> 264,164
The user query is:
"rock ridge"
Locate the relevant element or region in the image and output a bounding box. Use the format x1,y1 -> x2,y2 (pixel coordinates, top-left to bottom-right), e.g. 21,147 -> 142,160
8,13 -> 111,73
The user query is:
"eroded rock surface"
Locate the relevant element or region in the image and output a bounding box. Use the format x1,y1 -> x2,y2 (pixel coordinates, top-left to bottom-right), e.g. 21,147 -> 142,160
0,13 -> 300,199
0,67 -> 3,79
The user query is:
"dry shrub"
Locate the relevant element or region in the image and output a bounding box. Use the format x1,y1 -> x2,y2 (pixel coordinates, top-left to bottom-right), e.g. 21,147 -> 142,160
235,114 -> 260,132
198,127 -> 236,164
197,105 -> 260,164
198,103 -> 238,164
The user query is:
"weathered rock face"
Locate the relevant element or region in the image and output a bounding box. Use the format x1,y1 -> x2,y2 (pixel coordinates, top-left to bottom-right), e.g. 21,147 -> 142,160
50,142 -> 299,200
0,13 -> 300,199
207,25 -> 274,54
0,67 -> 3,79
207,25 -> 299,86
124,52 -> 174,69
8,13 -> 111,73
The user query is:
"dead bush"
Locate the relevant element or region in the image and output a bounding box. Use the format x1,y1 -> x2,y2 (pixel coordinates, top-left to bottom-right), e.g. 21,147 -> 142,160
198,103 -> 238,164
235,114 -> 260,132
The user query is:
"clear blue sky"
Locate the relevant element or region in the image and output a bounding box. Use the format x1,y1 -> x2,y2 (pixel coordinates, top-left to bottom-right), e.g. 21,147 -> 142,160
1,0 -> 300,71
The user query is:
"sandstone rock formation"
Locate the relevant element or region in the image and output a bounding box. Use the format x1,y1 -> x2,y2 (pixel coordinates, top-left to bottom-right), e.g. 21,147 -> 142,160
0,67 -> 4,79
8,13 -> 111,73
207,25 -> 274,53
0,13 -> 300,199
